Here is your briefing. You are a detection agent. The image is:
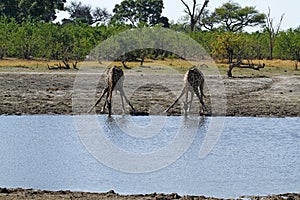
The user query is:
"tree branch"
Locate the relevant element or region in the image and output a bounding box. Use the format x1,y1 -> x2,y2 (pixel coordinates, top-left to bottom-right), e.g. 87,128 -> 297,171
180,0 -> 192,16
195,0 -> 209,22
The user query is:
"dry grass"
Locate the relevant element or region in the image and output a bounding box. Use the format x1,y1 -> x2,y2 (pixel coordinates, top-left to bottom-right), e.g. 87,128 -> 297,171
216,59 -> 299,76
0,58 -> 299,76
0,58 -> 56,67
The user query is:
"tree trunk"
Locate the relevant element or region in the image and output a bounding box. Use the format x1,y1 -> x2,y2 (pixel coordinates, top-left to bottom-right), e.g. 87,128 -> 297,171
181,0 -> 209,32
121,60 -> 130,69
190,19 -> 196,32
227,62 -> 265,77
227,48 -> 233,63
269,33 -> 274,60
62,59 -> 70,69
227,64 -> 234,78
140,56 -> 145,66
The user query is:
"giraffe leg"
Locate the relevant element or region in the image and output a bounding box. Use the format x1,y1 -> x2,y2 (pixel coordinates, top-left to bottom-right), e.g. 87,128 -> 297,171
164,87 -> 185,113
119,88 -> 135,112
184,86 -> 189,115
119,90 -> 126,113
199,81 -> 206,98
188,90 -> 194,112
100,91 -> 109,113
194,88 -> 208,113
88,87 -> 108,113
107,86 -> 113,117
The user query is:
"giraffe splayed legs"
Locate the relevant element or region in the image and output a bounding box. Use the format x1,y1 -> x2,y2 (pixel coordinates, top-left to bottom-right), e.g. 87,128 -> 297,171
88,66 -> 135,117
165,66 -> 208,115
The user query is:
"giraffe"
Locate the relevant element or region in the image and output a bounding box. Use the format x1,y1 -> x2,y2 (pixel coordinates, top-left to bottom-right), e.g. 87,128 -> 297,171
165,66 -> 208,115
88,65 -> 135,117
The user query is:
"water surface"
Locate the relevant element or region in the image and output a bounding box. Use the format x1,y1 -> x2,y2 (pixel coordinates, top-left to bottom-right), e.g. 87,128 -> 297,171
0,115 -> 299,198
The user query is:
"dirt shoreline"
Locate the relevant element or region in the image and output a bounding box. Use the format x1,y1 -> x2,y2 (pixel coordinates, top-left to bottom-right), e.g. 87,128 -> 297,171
0,72 -> 299,117
0,188 -> 299,200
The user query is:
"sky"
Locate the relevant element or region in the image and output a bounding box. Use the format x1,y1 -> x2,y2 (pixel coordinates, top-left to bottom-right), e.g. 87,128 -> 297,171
56,0 -> 300,30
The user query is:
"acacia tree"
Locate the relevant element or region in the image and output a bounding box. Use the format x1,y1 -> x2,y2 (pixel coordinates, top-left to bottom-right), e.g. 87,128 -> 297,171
198,9 -> 218,31
65,1 -> 111,25
180,0 -> 209,32
112,0 -> 169,27
66,1 -> 93,24
93,8 -> 111,24
202,2 -> 265,32
265,7 -> 284,60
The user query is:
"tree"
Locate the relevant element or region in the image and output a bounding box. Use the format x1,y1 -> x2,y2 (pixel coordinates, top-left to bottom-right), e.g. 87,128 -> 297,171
244,31 -> 268,60
66,1 -> 93,24
0,18 -> 16,59
0,0 -> 19,19
93,8 -> 111,24
180,0 -> 209,32
277,28 -> 300,70
202,2 -> 265,32
198,9 -> 218,31
0,0 -> 66,23
265,7 -> 284,60
212,32 -> 245,63
112,0 -> 169,27
10,21 -> 41,59
65,1 -> 112,25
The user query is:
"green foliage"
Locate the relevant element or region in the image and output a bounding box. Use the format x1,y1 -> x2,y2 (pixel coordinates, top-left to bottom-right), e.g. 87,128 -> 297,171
211,32 -> 244,62
188,31 -> 218,55
243,32 -> 269,59
0,0 -> 19,20
201,1 -> 265,32
95,26 -> 207,63
9,21 -> 39,59
0,0 -> 66,23
66,1 -> 93,24
2,0 -> 292,66
0,15 -> 298,65
276,28 -> 300,61
0,18 -> 17,58
0,19 -> 130,63
209,31 -> 269,62
112,0 -> 169,27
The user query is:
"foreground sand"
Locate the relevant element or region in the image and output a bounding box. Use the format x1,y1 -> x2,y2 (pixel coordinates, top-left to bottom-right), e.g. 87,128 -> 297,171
0,188 -> 299,200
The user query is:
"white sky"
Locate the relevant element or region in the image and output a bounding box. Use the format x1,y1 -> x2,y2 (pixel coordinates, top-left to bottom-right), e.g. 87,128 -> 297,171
56,0 -> 299,30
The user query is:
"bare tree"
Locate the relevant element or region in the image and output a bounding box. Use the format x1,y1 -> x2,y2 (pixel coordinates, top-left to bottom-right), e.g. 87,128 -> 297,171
180,0 -> 209,31
265,7 -> 284,60
227,60 -> 265,78
92,7 -> 112,24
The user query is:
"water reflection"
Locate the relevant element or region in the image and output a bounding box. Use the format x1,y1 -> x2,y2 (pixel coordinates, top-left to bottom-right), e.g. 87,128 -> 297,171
77,115 -> 208,173
100,115 -> 207,154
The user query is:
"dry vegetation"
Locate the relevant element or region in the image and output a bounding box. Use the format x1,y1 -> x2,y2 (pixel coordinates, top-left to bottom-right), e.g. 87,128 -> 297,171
0,58 -> 299,76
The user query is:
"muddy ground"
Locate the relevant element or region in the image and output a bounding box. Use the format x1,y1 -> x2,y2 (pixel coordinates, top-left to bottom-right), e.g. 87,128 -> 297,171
0,188 -> 299,200
0,71 -> 299,117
